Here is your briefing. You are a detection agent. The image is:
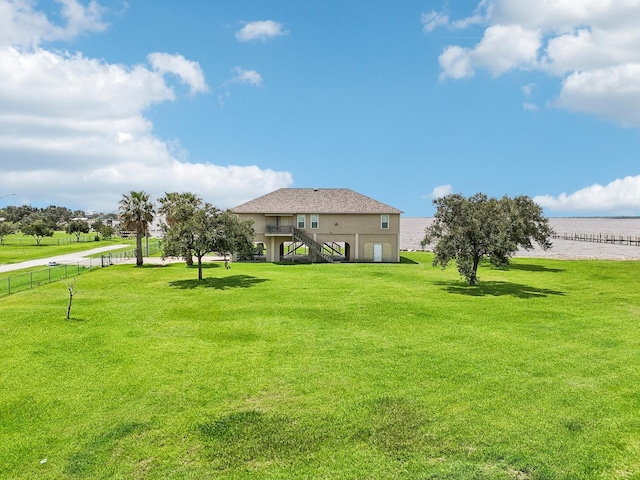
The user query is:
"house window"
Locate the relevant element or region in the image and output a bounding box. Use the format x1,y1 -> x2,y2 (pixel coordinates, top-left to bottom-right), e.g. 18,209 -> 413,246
297,214 -> 306,229
311,214 -> 319,229
381,214 -> 389,229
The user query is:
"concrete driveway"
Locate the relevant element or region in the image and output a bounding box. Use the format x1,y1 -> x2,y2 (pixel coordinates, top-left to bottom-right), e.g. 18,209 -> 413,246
0,245 -> 229,274
0,244 -> 130,274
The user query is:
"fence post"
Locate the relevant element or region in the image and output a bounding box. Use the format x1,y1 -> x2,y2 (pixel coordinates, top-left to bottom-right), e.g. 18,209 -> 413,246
30,271 -> 33,289
7,277 -> 10,295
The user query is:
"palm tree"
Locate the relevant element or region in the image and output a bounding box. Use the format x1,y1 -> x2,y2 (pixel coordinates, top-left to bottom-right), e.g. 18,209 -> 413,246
119,191 -> 155,266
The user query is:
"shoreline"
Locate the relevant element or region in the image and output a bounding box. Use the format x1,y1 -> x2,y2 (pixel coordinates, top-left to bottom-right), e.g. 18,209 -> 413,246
400,217 -> 640,260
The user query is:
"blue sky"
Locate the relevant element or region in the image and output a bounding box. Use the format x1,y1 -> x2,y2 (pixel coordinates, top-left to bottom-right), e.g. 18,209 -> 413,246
1,0 -> 640,216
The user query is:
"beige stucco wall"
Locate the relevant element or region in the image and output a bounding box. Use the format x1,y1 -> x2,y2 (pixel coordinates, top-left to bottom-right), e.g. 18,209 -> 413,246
235,212 -> 401,262
297,213 -> 399,236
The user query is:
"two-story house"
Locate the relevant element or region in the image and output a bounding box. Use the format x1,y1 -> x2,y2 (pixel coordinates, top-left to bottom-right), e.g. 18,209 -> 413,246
231,188 -> 403,263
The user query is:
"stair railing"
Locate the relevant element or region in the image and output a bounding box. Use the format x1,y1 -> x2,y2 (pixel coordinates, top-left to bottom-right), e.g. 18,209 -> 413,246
291,227 -> 333,262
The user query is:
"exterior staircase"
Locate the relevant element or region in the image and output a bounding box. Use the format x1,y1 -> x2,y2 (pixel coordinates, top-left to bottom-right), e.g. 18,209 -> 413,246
291,227 -> 334,263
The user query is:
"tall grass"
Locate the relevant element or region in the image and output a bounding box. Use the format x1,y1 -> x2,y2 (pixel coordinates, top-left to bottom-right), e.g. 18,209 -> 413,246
1,253 -> 639,479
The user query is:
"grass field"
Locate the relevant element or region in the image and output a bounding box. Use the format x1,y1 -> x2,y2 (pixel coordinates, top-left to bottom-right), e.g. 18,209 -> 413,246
1,253 -> 639,479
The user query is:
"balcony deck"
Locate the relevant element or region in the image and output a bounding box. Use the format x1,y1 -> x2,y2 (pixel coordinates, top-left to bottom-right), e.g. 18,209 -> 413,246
265,225 -> 293,235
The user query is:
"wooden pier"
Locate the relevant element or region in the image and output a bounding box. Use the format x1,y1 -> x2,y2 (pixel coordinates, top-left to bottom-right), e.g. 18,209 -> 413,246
552,233 -> 640,246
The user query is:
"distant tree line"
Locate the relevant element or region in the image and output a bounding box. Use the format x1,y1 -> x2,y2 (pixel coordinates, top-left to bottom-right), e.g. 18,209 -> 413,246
0,204 -> 118,245
0,194 -> 255,271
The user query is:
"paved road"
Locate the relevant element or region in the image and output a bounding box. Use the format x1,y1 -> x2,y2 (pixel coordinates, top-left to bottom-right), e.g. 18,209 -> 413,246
0,244 -> 130,274
0,245 -> 229,274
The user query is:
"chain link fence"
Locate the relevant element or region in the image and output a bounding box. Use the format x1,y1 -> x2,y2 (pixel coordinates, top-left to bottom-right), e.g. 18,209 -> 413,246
1,240 -> 163,297
100,240 -> 163,266
2,235 -> 100,246
0,261 -> 96,297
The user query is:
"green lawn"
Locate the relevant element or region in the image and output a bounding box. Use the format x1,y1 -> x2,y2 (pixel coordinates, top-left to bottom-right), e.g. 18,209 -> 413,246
1,253 -> 639,479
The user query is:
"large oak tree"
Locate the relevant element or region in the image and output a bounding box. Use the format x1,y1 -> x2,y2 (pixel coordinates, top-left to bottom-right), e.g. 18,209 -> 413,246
421,193 -> 553,285
20,219 -> 54,246
158,192 -> 202,266
163,202 -> 254,280
0,221 -> 16,245
66,220 -> 90,242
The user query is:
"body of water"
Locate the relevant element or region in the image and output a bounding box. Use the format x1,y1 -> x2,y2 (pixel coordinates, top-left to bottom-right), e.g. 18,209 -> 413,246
400,217 -> 640,260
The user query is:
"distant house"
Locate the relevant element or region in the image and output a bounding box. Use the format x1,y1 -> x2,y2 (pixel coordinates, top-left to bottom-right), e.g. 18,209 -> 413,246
231,188 -> 403,263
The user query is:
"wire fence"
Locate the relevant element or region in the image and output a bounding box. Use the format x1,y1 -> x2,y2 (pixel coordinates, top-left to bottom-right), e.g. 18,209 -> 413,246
100,240 -> 163,266
1,235 -> 102,246
0,262 -> 96,297
0,240 -> 163,297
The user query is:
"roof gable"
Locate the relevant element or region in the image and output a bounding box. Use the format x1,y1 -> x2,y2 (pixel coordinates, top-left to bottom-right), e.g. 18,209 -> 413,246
231,188 -> 403,214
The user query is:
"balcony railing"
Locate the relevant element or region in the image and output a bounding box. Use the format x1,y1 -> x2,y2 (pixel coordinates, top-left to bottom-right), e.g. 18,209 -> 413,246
266,225 -> 293,235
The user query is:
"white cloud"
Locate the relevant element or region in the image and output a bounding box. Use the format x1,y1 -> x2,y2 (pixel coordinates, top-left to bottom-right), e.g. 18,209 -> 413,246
235,20 -> 288,42
230,67 -> 263,87
472,25 -> 540,76
3,162 -> 293,213
57,0 -> 107,38
438,46 -> 474,80
489,0 -> 640,31
217,67 -> 264,103
421,11 -> 449,33
0,2 -> 292,212
423,2 -> 488,32
431,184 -> 453,199
0,0 -> 107,47
521,83 -> 535,97
426,1 -> 640,126
535,176 -> 640,213
148,52 -> 208,95
542,27 -> 640,76
554,64 -> 640,126
450,14 -> 485,30
522,83 -> 538,111
438,24 -> 541,79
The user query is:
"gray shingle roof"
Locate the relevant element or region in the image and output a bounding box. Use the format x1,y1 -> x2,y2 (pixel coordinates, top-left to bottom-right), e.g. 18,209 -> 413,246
231,188 -> 403,214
